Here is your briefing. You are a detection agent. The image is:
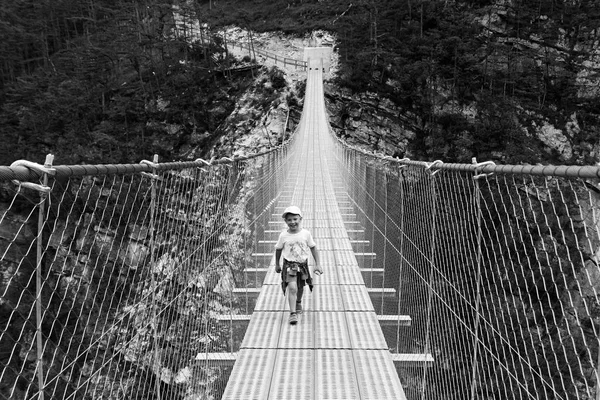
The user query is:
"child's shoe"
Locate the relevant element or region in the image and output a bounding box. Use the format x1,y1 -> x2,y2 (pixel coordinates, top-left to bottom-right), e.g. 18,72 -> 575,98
289,312 -> 298,325
296,302 -> 302,314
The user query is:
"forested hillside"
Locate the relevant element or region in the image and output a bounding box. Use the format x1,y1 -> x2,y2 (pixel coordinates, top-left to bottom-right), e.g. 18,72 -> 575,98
0,0 -> 276,165
208,0 -> 600,164
1,0 -> 599,165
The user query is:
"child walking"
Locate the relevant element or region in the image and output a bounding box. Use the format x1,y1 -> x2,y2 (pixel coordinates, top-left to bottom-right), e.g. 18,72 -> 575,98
274,206 -> 322,325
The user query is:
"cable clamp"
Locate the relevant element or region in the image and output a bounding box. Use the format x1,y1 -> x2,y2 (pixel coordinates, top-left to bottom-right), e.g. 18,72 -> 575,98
219,157 -> 235,166
140,157 -> 160,179
10,159 -> 56,176
195,157 -> 215,166
396,157 -> 410,169
381,155 -> 395,165
386,156 -> 407,168
12,181 -> 51,193
140,159 -> 159,169
473,161 -> 496,180
425,160 -> 444,176
141,172 -> 160,180
10,158 -> 55,193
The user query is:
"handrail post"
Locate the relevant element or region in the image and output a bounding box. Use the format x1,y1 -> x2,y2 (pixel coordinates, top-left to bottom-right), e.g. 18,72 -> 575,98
395,163 -> 406,352
470,157 -> 485,400
380,169 -> 389,313
9,155 -> 55,399
150,154 -> 161,400
142,154 -> 162,399
421,167 -> 437,400
36,154 -> 54,400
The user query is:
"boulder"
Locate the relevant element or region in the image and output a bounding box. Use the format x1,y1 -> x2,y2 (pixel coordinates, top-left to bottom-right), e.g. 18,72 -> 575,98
213,267 -> 235,296
153,253 -> 178,279
128,224 -> 150,241
48,219 -> 76,249
120,241 -> 149,270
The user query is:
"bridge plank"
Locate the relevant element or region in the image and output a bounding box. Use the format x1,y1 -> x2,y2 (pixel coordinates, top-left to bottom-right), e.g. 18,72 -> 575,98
241,311 -> 284,349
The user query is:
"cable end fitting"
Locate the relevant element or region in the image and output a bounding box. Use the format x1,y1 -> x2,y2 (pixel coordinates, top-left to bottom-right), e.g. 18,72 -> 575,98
425,160 -> 444,176
473,160 -> 496,180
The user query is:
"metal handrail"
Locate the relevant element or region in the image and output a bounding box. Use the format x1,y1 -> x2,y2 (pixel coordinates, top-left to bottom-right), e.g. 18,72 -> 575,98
337,138 -> 600,179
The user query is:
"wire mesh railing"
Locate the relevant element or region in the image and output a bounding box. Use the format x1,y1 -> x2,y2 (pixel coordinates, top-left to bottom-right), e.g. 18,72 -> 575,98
334,140 -> 600,400
3,138 -> 598,400
0,138 -> 296,399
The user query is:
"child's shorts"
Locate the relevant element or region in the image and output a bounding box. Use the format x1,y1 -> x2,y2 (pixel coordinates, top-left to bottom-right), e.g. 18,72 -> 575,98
283,259 -> 308,284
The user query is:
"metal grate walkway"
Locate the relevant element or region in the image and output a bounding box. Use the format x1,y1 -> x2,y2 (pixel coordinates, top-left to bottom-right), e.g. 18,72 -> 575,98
221,53 -> 407,399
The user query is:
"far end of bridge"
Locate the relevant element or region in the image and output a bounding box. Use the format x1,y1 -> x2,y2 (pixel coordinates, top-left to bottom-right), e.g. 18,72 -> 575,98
304,46 -> 333,72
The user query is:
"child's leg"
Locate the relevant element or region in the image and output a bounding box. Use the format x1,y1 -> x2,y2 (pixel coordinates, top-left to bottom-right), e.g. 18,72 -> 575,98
287,280 -> 298,313
296,281 -> 304,305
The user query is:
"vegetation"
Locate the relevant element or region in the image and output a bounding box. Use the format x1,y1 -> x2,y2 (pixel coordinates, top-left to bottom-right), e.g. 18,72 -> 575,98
1,0 -> 599,165
0,0 -> 263,165
206,0 -> 600,163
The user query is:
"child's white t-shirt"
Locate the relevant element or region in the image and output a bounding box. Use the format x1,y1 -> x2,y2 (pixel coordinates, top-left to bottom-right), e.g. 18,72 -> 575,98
275,229 -> 316,263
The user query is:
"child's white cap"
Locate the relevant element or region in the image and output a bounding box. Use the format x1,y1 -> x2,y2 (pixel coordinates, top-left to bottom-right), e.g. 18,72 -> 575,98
282,206 -> 302,218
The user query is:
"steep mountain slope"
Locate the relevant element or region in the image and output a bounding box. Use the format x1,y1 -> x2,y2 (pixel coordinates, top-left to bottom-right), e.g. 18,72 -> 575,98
0,0 -> 598,166
206,0 -> 600,165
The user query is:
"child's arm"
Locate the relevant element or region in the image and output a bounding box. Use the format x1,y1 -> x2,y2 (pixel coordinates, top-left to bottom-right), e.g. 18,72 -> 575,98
310,246 -> 322,275
275,248 -> 282,273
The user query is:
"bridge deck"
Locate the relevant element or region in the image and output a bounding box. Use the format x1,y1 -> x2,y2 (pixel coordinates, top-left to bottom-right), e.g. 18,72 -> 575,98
222,58 -> 406,399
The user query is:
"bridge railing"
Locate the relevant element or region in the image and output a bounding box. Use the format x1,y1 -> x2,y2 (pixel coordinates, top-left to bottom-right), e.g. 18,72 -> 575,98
334,139 -> 600,400
1,128 -> 599,400
0,139 -> 295,399
229,41 -> 307,70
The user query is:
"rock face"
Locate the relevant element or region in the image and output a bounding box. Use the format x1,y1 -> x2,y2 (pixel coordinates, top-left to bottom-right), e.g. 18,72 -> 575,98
318,2 -> 600,166
326,87 -> 418,158
326,85 -> 599,164
0,163 -> 258,399
536,120 -> 573,161
0,203 -> 37,399
209,66 -> 298,159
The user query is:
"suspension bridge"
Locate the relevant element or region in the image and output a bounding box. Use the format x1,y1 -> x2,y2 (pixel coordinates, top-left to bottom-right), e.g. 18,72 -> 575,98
219,53 -> 414,399
1,46 -> 600,400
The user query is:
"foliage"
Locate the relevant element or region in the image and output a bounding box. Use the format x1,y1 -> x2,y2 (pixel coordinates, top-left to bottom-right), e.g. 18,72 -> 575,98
0,0 -> 260,165
1,0 -> 599,165
202,0 -> 600,164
